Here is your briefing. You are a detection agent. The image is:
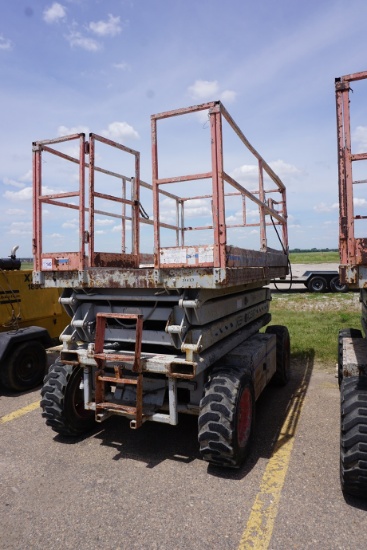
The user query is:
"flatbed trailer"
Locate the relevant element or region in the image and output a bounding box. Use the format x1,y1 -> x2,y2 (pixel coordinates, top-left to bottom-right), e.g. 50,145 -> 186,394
272,270 -> 348,292
335,71 -> 367,496
35,101 -> 290,467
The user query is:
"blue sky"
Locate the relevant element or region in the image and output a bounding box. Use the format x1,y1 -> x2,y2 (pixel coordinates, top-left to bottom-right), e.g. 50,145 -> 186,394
1,0 -> 367,258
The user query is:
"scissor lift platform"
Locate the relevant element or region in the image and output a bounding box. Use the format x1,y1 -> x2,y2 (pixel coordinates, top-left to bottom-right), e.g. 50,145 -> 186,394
37,101 -> 290,468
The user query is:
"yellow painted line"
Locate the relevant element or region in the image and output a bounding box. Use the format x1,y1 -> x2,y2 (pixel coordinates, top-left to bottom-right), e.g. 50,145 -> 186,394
238,361 -> 311,550
0,401 -> 40,424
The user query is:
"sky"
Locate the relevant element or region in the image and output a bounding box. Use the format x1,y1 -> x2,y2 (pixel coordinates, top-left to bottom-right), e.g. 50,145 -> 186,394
1,0 -> 367,258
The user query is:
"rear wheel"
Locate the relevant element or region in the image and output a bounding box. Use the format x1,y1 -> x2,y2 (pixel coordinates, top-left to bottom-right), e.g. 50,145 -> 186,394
307,276 -> 327,293
337,328 -> 362,387
340,376 -> 367,497
266,325 -> 291,386
198,365 -> 255,468
330,276 -> 348,293
41,361 -> 95,436
0,341 -> 47,392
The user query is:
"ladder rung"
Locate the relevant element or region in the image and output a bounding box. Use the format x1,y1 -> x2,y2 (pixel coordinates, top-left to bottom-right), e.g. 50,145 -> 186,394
96,402 -> 139,415
94,353 -> 135,362
97,375 -> 138,385
94,312 -> 144,428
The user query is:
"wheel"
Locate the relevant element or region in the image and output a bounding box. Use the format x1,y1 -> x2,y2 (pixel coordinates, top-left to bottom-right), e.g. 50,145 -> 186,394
41,361 -> 95,436
265,325 -> 291,385
330,276 -> 348,293
337,328 -> 362,387
198,365 -> 255,468
307,276 -> 327,293
0,341 -> 47,392
340,376 -> 367,497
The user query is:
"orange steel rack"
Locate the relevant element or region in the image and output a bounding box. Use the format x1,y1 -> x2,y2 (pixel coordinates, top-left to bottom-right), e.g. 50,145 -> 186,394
33,101 -> 288,289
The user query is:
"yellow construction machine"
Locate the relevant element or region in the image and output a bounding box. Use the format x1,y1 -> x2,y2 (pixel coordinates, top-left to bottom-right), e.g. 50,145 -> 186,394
0,246 -> 68,392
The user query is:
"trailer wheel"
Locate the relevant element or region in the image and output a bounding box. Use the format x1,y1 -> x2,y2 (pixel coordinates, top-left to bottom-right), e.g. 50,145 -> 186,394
307,276 -> 327,293
0,341 -> 47,392
265,325 -> 291,386
41,361 -> 95,437
330,276 -> 348,293
198,366 -> 255,468
337,328 -> 362,387
340,376 -> 367,497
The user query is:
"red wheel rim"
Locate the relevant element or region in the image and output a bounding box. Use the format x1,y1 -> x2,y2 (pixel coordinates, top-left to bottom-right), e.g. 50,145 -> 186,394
237,386 -> 252,447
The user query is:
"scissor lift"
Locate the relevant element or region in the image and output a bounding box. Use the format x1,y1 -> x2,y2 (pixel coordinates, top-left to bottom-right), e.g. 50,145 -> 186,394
335,72 -> 367,496
36,101 -> 290,467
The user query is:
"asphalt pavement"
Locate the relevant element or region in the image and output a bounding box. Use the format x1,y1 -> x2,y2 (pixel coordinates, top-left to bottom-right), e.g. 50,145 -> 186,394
1,353 -> 366,550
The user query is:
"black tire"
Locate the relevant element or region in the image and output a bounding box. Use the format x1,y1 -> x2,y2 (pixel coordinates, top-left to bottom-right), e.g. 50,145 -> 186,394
198,366 -> 255,468
0,341 -> 47,392
337,328 -> 362,387
340,376 -> 367,498
41,361 -> 95,436
266,325 -> 291,386
330,276 -> 348,293
307,276 -> 327,293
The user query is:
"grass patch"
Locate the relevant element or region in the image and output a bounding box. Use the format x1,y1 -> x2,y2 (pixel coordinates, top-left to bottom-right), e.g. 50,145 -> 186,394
21,262 -> 33,270
269,292 -> 361,366
289,251 -> 339,263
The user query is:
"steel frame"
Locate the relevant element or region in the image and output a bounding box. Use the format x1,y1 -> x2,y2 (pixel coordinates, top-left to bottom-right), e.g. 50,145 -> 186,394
336,71 -> 367,283
33,102 -> 288,282
151,101 -> 288,269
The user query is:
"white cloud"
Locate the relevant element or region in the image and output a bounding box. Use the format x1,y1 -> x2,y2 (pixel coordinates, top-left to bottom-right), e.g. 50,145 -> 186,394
4,184 -> 65,202
0,35 -> 13,51
7,221 -> 32,235
313,202 -> 339,213
269,160 -> 302,178
6,209 -> 27,216
188,80 -> 219,100
57,124 -> 90,137
230,164 -> 258,183
101,121 -> 139,141
66,30 -> 101,52
230,160 -> 301,187
89,14 -> 122,37
95,218 -> 114,226
354,197 -> 367,207
220,90 -> 237,103
352,126 -> 367,153
62,219 -> 78,229
112,222 -> 131,232
4,187 -> 33,201
184,199 -> 212,218
188,80 -> 237,104
3,177 -> 25,189
113,61 -> 130,70
19,170 -> 32,183
43,3 -> 66,24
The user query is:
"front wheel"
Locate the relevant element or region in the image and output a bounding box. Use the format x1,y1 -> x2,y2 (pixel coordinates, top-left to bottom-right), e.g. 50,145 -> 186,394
340,377 -> 367,497
41,361 -> 95,436
0,341 -> 47,392
198,366 -> 255,468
